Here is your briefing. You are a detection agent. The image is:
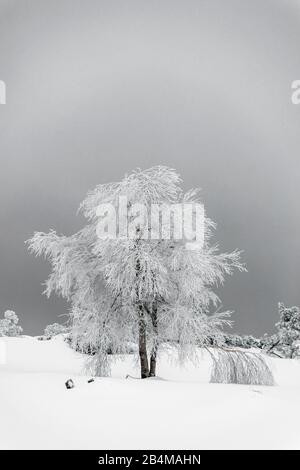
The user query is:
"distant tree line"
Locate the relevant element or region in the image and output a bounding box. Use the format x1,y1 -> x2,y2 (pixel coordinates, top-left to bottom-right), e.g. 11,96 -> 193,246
2,303 -> 300,362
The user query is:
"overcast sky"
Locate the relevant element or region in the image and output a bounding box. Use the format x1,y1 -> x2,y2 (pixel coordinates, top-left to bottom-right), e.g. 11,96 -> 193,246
0,0 -> 299,336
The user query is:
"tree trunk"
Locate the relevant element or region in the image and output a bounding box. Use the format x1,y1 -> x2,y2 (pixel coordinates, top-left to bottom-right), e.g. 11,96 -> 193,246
149,350 -> 157,377
149,304 -> 158,377
138,306 -> 149,378
135,247 -> 149,379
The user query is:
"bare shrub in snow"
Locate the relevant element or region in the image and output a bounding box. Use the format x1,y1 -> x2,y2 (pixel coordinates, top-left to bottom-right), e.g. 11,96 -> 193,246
0,310 -> 23,337
28,166 -> 245,378
209,348 -> 274,386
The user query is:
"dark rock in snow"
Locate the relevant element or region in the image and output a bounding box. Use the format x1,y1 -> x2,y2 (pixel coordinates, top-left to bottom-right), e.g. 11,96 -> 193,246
65,379 -> 75,389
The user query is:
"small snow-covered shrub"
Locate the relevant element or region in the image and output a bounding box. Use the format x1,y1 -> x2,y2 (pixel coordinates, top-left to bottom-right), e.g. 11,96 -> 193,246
0,310 -> 23,337
43,322 -> 69,339
209,348 -> 274,386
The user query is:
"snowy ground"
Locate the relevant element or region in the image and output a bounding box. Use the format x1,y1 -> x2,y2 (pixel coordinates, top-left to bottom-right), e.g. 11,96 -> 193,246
1,335 -> 300,450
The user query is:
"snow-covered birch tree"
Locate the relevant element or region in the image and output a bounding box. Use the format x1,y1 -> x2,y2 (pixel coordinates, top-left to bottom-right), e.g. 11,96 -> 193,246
28,166 -> 245,378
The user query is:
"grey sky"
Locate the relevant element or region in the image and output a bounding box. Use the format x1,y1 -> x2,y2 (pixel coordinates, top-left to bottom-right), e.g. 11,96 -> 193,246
0,0 -> 299,336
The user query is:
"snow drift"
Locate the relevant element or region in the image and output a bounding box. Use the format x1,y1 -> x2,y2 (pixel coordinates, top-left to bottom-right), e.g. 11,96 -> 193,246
1,335 -> 300,449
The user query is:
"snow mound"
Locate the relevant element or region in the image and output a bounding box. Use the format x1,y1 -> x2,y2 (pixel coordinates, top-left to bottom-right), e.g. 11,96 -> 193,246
1,335 -> 300,449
